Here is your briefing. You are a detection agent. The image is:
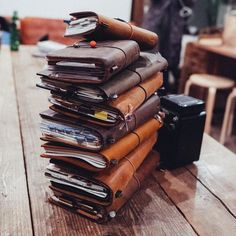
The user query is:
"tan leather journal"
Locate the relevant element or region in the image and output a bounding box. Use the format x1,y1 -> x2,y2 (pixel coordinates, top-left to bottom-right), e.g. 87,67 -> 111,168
41,117 -> 162,172
40,95 -> 160,151
64,11 -> 158,50
45,134 -> 157,207
49,73 -> 163,127
49,151 -> 160,223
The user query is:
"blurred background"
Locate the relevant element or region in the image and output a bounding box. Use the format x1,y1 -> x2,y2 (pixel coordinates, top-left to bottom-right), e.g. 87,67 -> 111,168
0,0 -> 236,152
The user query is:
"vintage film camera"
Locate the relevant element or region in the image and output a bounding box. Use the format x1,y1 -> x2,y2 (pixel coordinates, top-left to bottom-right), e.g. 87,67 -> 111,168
156,94 -> 206,169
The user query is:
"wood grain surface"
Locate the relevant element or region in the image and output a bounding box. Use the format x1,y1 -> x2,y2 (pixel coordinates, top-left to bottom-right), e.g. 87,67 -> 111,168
187,135 -> 236,216
154,134 -> 236,236
154,166 -> 236,235
12,46 -> 196,236
3,45 -> 236,236
0,46 -> 33,235
196,42 -> 236,60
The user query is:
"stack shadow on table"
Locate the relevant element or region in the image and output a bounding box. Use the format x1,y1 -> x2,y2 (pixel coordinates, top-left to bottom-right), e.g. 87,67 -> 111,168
36,12 -> 168,223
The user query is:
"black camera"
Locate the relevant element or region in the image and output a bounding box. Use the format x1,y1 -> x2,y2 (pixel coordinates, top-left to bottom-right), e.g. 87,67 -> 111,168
156,94 -> 206,169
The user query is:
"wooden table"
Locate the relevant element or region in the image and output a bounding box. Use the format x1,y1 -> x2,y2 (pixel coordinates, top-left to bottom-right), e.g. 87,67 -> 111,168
1,45 -> 236,236
179,42 -> 236,93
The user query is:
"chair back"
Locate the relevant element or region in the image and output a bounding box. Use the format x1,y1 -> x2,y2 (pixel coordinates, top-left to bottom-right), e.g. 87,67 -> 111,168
223,10 -> 236,48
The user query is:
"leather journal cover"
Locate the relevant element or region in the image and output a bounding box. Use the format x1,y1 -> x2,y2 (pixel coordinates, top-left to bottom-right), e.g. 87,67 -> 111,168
37,40 -> 140,84
41,117 -> 163,172
37,52 -> 168,103
40,94 -> 160,151
64,11 -> 158,50
48,72 -> 163,127
49,150 -> 160,223
45,134 -> 157,207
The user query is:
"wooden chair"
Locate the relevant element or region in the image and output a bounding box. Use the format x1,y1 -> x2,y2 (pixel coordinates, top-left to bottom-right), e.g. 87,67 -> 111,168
220,88 -> 236,144
184,74 -> 235,134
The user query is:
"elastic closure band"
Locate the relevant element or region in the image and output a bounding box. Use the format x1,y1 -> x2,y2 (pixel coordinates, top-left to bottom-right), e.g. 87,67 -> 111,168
114,18 -> 134,40
124,156 -> 136,173
127,69 -> 143,84
127,22 -> 134,40
71,44 -> 128,67
131,131 -> 141,146
137,84 -> 148,102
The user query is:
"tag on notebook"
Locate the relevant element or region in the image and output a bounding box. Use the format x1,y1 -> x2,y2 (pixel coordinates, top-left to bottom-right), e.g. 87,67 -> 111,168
95,110 -> 108,121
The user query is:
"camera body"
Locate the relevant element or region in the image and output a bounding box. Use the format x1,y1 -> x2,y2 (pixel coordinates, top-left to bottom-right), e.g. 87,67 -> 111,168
156,94 -> 206,169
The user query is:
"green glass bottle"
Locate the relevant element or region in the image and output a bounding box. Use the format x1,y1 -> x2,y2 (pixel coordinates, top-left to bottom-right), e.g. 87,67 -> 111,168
10,11 -> 20,51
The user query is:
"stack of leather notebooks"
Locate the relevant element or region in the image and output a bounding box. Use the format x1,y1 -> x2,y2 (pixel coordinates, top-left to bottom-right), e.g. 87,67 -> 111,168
36,11 -> 168,223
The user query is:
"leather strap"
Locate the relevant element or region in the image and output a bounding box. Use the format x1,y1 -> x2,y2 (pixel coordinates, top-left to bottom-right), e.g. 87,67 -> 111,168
114,18 -> 134,40
71,44 -> 128,66
124,156 -> 136,173
137,84 -> 148,102
127,69 -> 143,84
127,22 -> 134,40
131,131 -> 141,146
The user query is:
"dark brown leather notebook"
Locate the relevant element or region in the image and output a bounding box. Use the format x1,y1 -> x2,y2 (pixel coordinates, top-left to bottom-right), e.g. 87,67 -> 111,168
45,134 -> 156,207
37,40 -> 140,84
37,52 -> 167,103
41,118 -> 163,172
40,94 -> 160,151
49,150 -> 160,223
48,72 -> 163,127
64,11 -> 158,50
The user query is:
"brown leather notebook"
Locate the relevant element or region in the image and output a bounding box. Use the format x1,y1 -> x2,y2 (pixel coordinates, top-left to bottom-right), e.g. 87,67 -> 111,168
48,72 -> 163,127
37,40 -> 140,84
40,94 -> 160,151
49,151 -> 160,223
37,52 -> 167,103
45,134 -> 156,206
41,117 -> 162,172
64,11 -> 158,50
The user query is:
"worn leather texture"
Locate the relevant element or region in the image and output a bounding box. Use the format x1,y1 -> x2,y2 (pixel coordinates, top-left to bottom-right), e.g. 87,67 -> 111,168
40,40 -> 140,84
66,11 -> 158,50
41,118 -> 163,172
100,52 -> 167,100
47,134 -> 157,207
48,72 -> 163,126
49,150 -> 160,223
40,94 -> 160,150
37,52 -> 167,103
108,72 -> 163,116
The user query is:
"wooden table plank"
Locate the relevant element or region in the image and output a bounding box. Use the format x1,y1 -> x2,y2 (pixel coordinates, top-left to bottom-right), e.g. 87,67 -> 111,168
0,46 -> 33,235
12,46 -> 197,236
196,43 -> 236,60
154,148 -> 236,235
186,134 -> 236,217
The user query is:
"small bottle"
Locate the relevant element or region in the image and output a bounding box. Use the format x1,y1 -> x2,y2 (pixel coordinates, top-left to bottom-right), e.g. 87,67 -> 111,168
10,11 -> 20,51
